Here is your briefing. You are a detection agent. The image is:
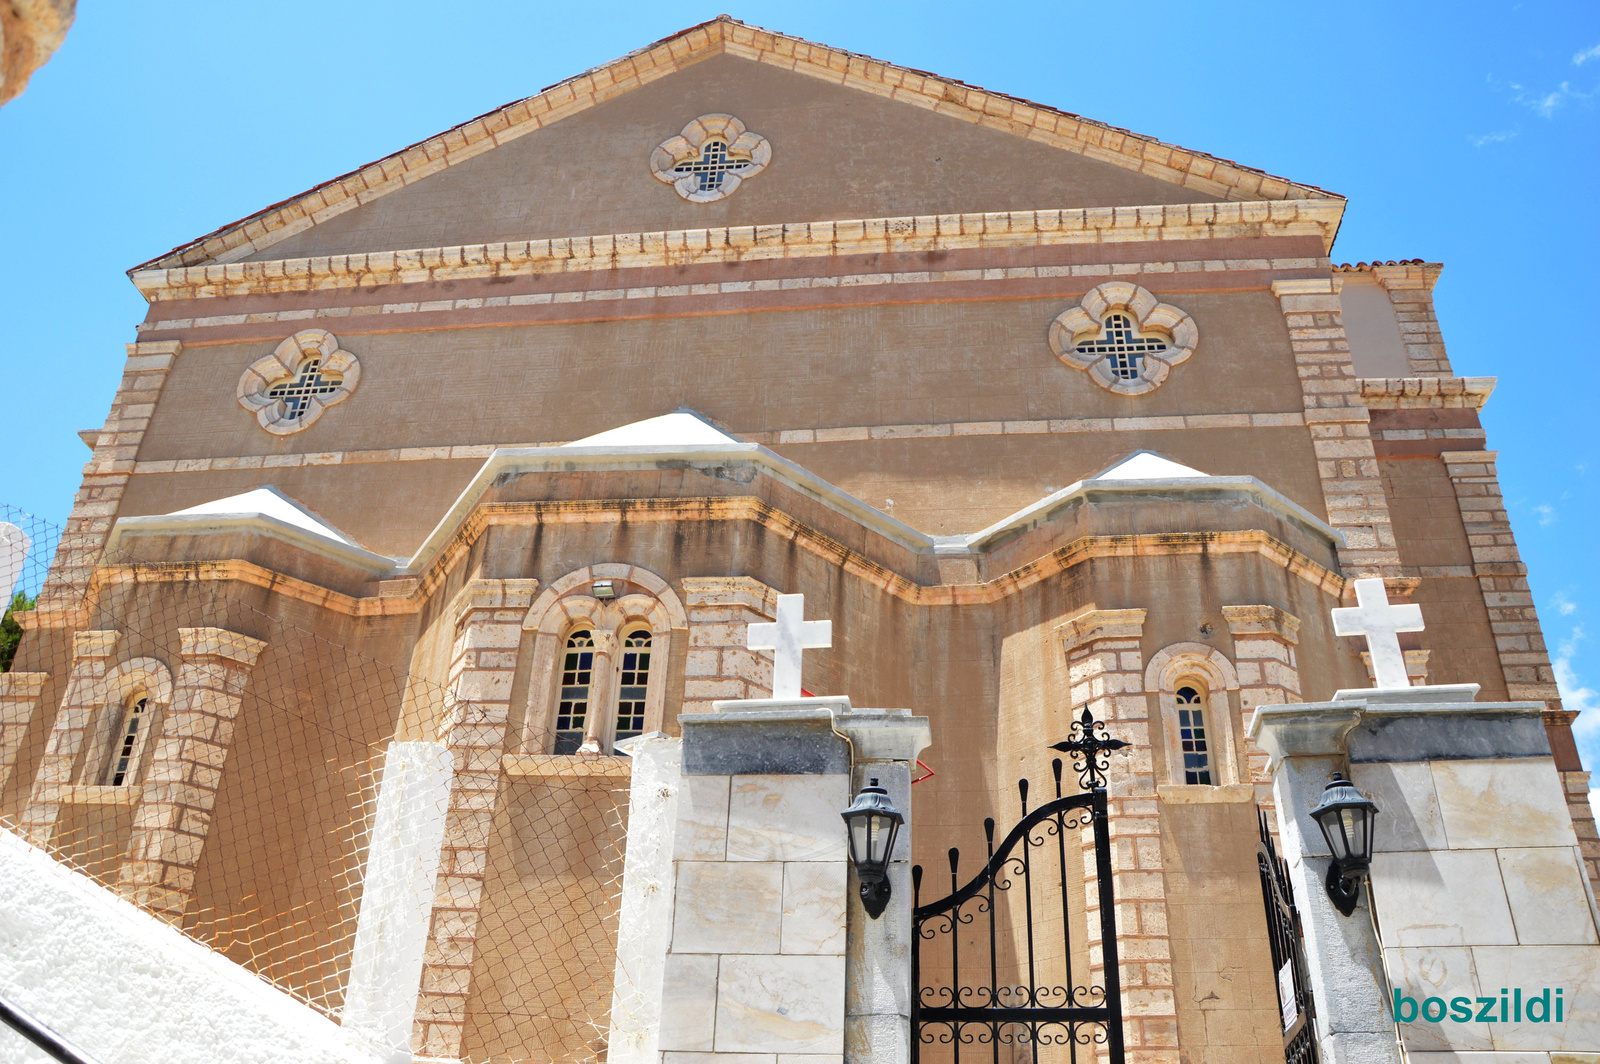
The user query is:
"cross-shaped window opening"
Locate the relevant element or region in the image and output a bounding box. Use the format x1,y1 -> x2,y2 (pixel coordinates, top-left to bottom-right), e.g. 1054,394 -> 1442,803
266,357 -> 344,421
1176,685 -> 1211,785
1074,312 -> 1169,381
671,139 -> 751,193
614,630 -> 652,750
108,695 -> 148,786
555,630 -> 594,755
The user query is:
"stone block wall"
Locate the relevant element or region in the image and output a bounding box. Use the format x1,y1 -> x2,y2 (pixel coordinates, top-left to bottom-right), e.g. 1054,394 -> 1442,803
681,577 -> 778,715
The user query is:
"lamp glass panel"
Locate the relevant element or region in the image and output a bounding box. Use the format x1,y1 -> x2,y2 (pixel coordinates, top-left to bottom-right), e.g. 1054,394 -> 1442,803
849,817 -> 870,865
1346,807 -> 1369,859
1319,810 -> 1349,861
867,815 -> 897,866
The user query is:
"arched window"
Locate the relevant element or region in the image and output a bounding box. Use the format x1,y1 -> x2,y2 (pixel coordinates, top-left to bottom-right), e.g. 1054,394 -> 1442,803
614,631 -> 652,751
555,631 -> 594,755
1175,685 -> 1212,785
106,694 -> 149,786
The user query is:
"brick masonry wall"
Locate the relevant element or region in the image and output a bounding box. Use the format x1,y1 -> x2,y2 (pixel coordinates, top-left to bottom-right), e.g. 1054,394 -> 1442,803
1370,264 -> 1453,377
681,577 -> 778,715
1271,279 -> 1402,580
414,578 -> 540,1058
1561,770 -> 1600,901
38,342 -> 179,617
19,631 -> 120,844
1439,451 -> 1562,708
1220,605 -> 1303,811
0,671 -> 49,795
1061,607 -> 1179,1064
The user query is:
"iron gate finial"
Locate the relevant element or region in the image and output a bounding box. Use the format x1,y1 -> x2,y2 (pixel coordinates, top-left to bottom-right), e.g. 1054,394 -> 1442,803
1048,706 -> 1128,790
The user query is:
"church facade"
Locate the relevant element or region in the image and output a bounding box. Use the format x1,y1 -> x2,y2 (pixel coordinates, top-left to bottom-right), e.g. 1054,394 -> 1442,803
2,16 -> 1591,1064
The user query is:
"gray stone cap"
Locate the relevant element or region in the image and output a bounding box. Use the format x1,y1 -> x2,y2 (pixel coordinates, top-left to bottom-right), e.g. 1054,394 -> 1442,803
1332,683 -> 1481,704
682,698 -> 932,775
1249,697 -> 1548,766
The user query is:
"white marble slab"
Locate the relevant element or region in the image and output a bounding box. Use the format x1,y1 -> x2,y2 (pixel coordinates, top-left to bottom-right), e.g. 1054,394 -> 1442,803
1431,760 -> 1578,850
715,954 -> 846,1054
659,953 -> 719,1052
1382,945 -> 1493,1051
672,862 -> 783,954
781,861 -> 847,956
1472,944 -> 1600,1051
676,774 -> 730,861
1498,848 -> 1600,946
1371,850 -> 1517,947
727,774 -> 850,862
1352,760 -> 1447,852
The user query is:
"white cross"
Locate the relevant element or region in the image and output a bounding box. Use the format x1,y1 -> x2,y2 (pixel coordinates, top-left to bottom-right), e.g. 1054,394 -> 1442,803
1332,577 -> 1424,689
0,522 -> 30,612
746,593 -> 832,700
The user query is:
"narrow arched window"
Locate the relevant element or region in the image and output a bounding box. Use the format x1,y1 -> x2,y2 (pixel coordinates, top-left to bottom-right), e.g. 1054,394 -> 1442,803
107,695 -> 148,786
1175,685 -> 1212,785
555,631 -> 594,755
614,631 -> 652,751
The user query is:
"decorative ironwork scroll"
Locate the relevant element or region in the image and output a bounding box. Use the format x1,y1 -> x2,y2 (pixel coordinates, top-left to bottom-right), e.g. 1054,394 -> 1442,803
1259,808 -> 1319,1064
1049,706 -> 1129,791
912,752 -> 1125,1064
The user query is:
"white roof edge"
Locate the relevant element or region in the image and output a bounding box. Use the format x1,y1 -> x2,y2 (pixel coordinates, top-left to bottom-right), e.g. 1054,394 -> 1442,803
106,512 -> 403,576
964,475 -> 1345,552
401,443 -> 939,571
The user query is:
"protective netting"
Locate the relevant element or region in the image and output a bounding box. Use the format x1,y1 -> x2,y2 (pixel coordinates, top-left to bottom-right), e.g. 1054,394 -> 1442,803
0,503 -> 633,1064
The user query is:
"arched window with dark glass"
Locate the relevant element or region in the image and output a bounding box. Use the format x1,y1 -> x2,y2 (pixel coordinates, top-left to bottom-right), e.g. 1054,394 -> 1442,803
106,694 -> 149,786
1175,685 -> 1212,785
614,630 -> 651,751
555,630 -> 594,755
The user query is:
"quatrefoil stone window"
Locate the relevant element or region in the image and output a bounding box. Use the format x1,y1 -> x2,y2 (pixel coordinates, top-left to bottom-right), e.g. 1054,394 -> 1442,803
1048,282 -> 1198,395
236,329 -> 361,435
650,114 -> 771,203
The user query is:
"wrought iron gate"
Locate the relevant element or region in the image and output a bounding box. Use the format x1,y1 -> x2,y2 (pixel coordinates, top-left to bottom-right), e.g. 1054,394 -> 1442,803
911,710 -> 1126,1064
1258,809 -> 1319,1064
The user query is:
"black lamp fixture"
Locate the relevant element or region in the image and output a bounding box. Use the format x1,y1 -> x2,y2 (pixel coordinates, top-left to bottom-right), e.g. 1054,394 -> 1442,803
1309,773 -> 1380,917
840,777 -> 904,919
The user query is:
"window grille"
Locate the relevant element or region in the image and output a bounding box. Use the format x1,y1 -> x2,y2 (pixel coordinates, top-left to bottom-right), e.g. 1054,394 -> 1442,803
107,695 -> 148,786
266,358 -> 344,421
1175,685 -> 1211,785
614,631 -> 651,751
1073,313 -> 1170,381
670,140 -> 750,194
555,630 -> 594,755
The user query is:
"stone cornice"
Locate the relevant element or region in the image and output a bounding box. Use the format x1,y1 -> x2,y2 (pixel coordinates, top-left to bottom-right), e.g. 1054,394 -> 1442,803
1359,377 -> 1495,411
134,16 -> 1338,274
1058,607 -> 1148,648
130,200 -> 1346,303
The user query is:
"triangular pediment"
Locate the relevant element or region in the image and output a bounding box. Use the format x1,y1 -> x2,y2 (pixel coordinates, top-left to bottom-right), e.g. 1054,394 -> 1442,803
136,17 -> 1338,272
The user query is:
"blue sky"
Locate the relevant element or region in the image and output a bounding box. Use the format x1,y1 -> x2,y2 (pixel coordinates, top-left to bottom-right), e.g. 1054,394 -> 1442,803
2,2 -> 1598,751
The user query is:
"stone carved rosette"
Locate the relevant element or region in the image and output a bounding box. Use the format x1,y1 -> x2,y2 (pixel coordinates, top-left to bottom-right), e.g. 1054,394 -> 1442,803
650,113 -> 772,203
1049,281 -> 1198,395
235,328 -> 361,435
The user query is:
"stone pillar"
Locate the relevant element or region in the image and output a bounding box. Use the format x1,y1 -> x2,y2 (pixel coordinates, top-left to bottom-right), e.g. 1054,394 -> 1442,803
1271,278 -> 1402,579
38,341 -> 179,618
412,578 -> 539,1058
1253,690 -> 1600,1061
1440,450 -> 1563,709
680,577 -> 778,714
1561,769 -> 1600,901
1247,698 -> 1397,1064
835,709 -> 931,1064
1370,263 -> 1452,377
1222,605 -> 1303,810
0,671 -> 49,794
1059,607 -> 1178,1064
342,741 -> 455,1064
20,630 -> 119,845
116,626 -> 267,918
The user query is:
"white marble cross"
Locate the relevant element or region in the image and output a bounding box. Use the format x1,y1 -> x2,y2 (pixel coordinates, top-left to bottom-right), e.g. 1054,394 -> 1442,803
0,522 -> 30,611
747,593 -> 832,700
1331,577 -> 1424,689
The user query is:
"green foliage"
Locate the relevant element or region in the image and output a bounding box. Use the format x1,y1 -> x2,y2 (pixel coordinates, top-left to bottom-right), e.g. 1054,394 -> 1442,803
0,591 -> 34,673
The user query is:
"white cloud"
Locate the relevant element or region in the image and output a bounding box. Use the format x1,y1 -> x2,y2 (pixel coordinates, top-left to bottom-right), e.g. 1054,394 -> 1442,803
1557,628 -> 1600,759
1575,43 -> 1600,65
1535,503 -> 1558,526
1554,592 -> 1579,616
1510,80 -> 1592,117
1471,129 -> 1518,147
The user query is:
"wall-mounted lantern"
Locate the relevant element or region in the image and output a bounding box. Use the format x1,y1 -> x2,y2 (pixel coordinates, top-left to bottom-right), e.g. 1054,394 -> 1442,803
1309,773 -> 1380,916
840,777 -> 903,919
